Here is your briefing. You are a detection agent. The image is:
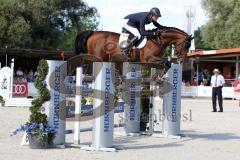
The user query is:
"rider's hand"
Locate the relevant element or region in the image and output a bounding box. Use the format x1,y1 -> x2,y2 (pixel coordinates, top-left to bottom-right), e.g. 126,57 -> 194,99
153,30 -> 161,36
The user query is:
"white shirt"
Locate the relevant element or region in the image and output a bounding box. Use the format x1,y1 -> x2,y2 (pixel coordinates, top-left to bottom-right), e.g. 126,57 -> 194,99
16,70 -> 23,76
210,75 -> 225,87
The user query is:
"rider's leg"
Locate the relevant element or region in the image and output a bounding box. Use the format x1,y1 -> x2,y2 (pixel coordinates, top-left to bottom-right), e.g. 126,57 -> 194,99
122,25 -> 141,56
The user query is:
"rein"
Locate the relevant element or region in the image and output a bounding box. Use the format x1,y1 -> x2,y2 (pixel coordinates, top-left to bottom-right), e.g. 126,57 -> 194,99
152,29 -> 190,58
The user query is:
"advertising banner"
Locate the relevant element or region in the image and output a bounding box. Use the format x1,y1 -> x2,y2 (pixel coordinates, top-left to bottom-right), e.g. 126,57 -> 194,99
13,82 -> 28,97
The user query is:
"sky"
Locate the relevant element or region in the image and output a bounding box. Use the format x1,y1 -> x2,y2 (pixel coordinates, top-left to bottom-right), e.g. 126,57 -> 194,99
86,0 -> 208,33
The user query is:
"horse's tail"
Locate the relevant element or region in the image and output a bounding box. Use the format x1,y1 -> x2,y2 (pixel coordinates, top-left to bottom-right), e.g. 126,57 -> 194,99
75,30 -> 94,55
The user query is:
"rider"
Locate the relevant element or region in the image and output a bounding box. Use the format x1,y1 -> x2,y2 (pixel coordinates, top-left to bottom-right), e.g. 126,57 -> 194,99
121,7 -> 163,56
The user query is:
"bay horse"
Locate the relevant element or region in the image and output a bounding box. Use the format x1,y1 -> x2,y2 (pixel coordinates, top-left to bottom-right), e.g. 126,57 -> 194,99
74,26 -> 193,80
75,26 -> 193,63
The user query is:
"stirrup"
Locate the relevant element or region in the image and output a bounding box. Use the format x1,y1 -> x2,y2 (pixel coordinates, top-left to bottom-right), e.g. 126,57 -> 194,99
122,49 -> 130,56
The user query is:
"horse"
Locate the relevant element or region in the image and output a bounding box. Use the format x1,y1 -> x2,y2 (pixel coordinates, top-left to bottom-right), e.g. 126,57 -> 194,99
75,26 -> 193,63
74,26 -> 193,79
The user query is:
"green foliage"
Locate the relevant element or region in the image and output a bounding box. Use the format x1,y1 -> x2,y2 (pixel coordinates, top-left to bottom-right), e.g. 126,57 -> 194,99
0,0 -> 99,49
29,112 -> 48,125
162,46 -> 172,57
201,0 -> 240,49
29,59 -> 50,124
141,66 -> 150,77
81,97 -> 87,105
194,27 -> 205,49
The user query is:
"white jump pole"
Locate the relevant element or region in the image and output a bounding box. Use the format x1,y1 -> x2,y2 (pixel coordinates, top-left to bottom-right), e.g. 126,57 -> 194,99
10,58 -> 14,99
162,63 -> 182,137
74,67 -> 83,145
122,62 -> 141,135
149,68 -> 157,134
81,62 -> 116,151
45,60 -> 67,145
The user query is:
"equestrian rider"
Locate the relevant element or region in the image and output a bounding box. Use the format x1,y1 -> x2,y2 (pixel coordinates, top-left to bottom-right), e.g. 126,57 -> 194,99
121,7 -> 163,56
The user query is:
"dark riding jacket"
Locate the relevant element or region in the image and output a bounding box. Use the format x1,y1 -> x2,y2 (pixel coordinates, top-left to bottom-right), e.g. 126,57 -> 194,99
124,12 -> 163,37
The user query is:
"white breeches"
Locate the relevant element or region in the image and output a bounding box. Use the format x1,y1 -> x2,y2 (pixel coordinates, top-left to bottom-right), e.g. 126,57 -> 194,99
123,21 -> 141,39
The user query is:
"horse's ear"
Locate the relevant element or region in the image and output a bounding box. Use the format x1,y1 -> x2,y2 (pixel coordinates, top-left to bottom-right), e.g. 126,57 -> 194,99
187,35 -> 194,40
189,35 -> 194,40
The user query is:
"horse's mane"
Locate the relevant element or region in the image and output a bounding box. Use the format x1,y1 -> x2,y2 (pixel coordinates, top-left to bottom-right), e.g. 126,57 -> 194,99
152,25 -> 188,35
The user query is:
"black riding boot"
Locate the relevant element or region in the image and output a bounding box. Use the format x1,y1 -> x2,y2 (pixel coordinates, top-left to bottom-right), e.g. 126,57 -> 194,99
122,36 -> 138,56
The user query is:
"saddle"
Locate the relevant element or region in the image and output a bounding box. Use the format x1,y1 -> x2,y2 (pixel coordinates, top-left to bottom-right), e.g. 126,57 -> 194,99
119,27 -> 145,50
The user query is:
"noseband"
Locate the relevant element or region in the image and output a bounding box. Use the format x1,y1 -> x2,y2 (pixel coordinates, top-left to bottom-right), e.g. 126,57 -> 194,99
174,37 -> 191,57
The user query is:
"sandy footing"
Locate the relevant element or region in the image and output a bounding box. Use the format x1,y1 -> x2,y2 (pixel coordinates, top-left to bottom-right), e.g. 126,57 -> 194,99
0,98 -> 240,160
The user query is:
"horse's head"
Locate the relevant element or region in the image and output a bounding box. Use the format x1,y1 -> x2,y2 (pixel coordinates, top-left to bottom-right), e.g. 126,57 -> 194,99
174,34 -> 193,58
157,27 -> 193,60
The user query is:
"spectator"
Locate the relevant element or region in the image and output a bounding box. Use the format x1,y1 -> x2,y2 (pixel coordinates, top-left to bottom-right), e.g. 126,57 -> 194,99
27,69 -> 34,82
16,67 -> 23,76
203,68 -> 211,85
210,68 -> 225,112
233,76 -> 240,107
193,70 -> 205,85
192,77 -> 198,86
16,76 -> 27,83
34,71 -> 38,79
182,80 -> 185,86
185,81 -> 190,87
225,71 -> 232,86
21,76 -> 27,83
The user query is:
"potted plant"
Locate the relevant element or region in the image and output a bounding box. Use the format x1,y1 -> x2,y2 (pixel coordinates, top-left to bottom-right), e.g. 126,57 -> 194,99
11,59 -> 56,149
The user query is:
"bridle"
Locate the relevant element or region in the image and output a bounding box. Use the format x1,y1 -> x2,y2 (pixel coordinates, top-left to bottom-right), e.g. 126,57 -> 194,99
148,28 -> 192,79
151,33 -> 190,59
174,37 -> 191,57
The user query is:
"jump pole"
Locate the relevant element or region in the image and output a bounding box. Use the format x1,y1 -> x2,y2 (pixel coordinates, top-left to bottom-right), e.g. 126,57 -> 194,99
122,62 -> 141,136
45,60 -> 67,145
148,68 -> 158,134
73,67 -> 83,145
152,63 -> 182,138
81,62 -> 116,152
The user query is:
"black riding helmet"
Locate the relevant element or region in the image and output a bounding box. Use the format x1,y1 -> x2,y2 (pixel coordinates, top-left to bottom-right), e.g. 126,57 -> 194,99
150,7 -> 161,17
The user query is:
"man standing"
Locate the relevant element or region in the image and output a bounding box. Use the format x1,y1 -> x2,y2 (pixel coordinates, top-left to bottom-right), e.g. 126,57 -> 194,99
210,69 -> 225,112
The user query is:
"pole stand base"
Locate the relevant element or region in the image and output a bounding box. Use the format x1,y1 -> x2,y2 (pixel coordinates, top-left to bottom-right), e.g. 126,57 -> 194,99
80,145 -> 117,152
152,133 -> 182,139
115,131 -> 141,137
55,144 -> 66,149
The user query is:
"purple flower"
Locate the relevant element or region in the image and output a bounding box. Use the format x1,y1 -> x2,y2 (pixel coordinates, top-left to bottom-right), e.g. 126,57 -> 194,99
10,123 -> 56,136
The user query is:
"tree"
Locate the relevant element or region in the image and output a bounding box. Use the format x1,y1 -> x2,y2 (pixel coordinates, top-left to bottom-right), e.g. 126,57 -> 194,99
50,0 -> 99,50
0,0 -> 99,50
194,27 -> 205,49
201,0 -> 240,49
0,0 -> 32,48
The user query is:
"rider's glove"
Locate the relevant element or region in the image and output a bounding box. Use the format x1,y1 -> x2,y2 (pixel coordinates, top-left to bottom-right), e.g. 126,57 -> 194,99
153,30 -> 161,36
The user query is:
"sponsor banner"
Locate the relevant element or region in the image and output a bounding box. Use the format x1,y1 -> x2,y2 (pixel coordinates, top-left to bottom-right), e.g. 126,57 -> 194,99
80,104 -> 93,117
0,67 -> 12,99
181,86 -> 198,97
123,62 -> 141,133
13,82 -> 28,97
181,86 -> 234,98
162,63 -> 182,136
114,102 -> 125,113
45,60 -> 67,145
92,62 -> 115,148
197,86 -> 234,98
